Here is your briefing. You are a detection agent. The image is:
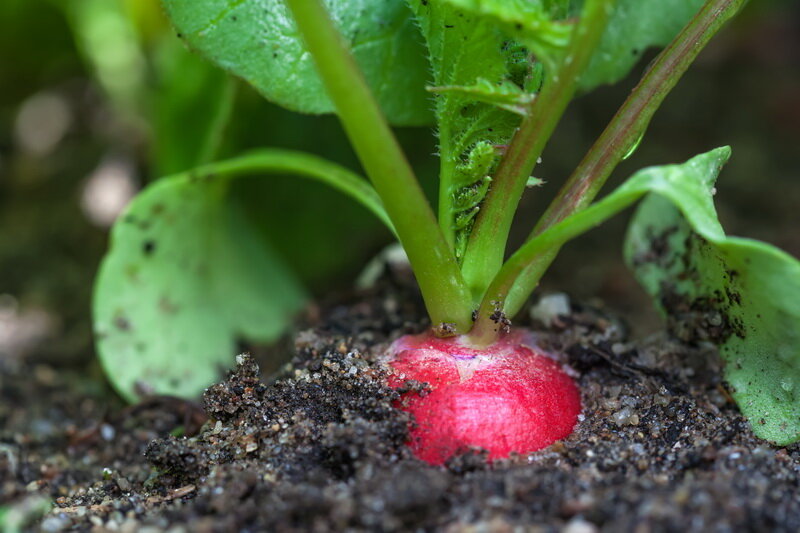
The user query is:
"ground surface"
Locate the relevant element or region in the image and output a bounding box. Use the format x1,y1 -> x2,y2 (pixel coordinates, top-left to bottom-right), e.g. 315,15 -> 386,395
2,276 -> 799,532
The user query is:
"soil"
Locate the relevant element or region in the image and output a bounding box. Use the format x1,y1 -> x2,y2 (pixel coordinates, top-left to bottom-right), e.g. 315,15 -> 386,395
3,273 -> 800,532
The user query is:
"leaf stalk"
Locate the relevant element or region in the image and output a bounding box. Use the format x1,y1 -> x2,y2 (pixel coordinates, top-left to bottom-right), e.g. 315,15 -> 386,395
284,0 -> 474,333
460,0 -> 616,304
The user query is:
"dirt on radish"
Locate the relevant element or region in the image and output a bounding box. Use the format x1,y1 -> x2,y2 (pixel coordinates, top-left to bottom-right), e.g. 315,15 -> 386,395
3,274 -> 800,532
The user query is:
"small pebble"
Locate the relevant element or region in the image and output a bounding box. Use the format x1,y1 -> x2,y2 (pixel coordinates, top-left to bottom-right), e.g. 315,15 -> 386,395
116,477 -> 131,492
563,517 -> 599,533
100,424 -> 115,441
40,516 -> 70,532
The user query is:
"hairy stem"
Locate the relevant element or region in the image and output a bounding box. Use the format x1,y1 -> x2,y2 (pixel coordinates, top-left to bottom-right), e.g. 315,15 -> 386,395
460,0 -> 615,302
500,0 -> 747,319
284,0 -> 473,332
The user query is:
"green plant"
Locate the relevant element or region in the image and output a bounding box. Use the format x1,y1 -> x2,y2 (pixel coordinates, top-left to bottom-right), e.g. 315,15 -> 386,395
94,0 -> 800,446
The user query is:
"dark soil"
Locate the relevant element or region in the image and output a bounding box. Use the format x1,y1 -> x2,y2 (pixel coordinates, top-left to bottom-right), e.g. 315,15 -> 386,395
3,276 -> 800,532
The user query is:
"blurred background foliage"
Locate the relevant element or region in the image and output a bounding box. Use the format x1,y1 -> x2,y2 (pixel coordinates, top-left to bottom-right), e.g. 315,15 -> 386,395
0,0 -> 797,372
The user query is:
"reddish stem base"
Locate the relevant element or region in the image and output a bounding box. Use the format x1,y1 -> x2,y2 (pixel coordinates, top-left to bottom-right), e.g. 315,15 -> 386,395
386,329 -> 581,465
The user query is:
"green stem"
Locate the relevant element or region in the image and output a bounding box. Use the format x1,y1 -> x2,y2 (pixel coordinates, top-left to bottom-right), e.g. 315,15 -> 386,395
469,176 -> 652,345
284,0 -> 473,332
179,148 -> 395,233
198,76 -> 238,166
459,0 -> 615,301
437,130 -> 458,249
500,0 -> 747,319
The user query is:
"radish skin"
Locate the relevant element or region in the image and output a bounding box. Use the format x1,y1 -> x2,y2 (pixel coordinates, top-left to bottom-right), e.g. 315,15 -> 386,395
387,329 -> 581,465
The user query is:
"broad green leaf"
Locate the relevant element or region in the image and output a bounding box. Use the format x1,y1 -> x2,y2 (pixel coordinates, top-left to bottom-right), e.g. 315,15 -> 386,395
162,0 -> 432,126
94,175 -> 306,401
626,169 -> 800,445
94,150 -> 392,401
580,0 -> 705,91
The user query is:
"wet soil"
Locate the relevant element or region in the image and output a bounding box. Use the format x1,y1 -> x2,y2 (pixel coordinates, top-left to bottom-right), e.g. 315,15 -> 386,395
3,276 -> 800,532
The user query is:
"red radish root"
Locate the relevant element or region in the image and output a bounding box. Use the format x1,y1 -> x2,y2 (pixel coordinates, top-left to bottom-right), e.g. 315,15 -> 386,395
387,329 -> 581,465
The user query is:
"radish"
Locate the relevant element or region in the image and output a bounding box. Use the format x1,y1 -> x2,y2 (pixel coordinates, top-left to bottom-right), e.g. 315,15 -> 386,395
96,0 -> 763,451
386,329 -> 581,465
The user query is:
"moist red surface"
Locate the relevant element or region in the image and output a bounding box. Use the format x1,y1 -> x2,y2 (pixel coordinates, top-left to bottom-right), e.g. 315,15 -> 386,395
387,330 -> 581,464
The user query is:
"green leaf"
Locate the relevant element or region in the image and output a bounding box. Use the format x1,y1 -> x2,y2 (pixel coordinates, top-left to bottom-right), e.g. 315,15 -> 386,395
428,78 -> 534,116
440,0 -> 574,70
161,0 -> 432,126
580,0 -> 705,91
626,165 -> 800,446
440,0 -> 573,66
525,175 -> 545,188
407,0 -> 525,254
94,175 -> 306,402
94,150 -> 392,401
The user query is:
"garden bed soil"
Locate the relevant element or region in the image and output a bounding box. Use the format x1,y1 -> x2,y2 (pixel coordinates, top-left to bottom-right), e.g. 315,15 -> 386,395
2,275 -> 800,532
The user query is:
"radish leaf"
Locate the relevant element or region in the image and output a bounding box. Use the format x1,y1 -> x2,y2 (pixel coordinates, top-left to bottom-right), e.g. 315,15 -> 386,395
581,0 -> 706,90
94,175 -> 305,402
440,0 -> 574,71
94,150 -> 391,401
162,0 -> 432,126
411,0 -> 706,258
626,162 -> 800,446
